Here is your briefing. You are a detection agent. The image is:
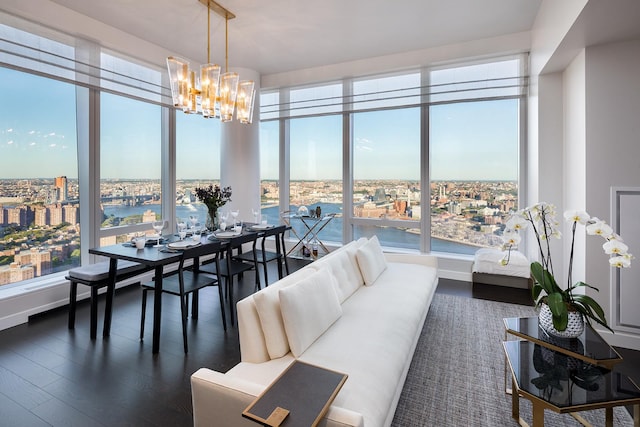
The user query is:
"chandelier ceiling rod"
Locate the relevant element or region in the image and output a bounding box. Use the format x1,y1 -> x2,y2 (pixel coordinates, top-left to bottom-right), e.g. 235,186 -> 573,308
198,0 -> 235,20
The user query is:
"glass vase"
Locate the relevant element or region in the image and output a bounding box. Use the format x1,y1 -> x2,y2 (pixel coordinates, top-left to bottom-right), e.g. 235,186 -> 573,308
206,208 -> 218,231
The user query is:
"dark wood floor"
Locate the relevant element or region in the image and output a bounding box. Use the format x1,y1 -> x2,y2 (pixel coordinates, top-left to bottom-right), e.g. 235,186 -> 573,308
1,262 -> 639,426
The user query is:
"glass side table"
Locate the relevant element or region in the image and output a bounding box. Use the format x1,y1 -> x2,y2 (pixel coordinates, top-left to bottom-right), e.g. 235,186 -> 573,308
504,317 -> 623,369
504,340 -> 640,427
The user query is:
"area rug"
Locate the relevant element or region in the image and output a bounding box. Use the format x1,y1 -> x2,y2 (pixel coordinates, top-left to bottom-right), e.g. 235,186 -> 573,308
391,293 -> 634,426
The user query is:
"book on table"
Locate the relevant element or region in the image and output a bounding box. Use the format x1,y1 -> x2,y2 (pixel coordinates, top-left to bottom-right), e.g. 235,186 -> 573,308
242,360 -> 348,427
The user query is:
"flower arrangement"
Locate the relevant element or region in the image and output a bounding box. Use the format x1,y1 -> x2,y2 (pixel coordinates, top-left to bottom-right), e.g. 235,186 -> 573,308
502,202 -> 632,333
194,184 -> 232,213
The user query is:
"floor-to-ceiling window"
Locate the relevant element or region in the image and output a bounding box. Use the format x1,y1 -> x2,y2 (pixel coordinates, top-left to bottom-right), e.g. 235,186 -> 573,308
429,100 -> 519,255
428,60 -> 521,255
289,115 -> 343,247
175,113 -> 220,227
99,93 -> 162,244
259,119 -> 279,224
0,67 -> 80,286
352,108 -> 421,250
260,55 -> 526,255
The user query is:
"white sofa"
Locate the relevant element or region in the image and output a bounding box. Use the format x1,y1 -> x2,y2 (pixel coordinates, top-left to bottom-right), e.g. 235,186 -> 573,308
191,236 -> 439,427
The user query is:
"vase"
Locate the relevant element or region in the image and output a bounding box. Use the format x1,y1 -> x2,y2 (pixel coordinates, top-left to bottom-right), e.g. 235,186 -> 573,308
206,208 -> 218,231
538,303 -> 585,339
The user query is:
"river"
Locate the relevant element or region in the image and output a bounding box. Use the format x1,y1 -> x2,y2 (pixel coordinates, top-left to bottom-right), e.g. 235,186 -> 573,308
103,202 -> 479,255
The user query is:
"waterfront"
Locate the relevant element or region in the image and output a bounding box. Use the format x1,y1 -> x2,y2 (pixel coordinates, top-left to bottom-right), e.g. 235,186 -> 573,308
103,202 -> 480,255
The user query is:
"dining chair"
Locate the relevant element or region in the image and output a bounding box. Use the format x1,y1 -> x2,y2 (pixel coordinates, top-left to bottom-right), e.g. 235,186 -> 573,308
199,232 -> 259,325
139,240 -> 225,353
234,225 -> 290,288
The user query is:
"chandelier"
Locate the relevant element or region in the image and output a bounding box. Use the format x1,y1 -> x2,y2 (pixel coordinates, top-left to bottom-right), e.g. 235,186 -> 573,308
166,0 -> 255,124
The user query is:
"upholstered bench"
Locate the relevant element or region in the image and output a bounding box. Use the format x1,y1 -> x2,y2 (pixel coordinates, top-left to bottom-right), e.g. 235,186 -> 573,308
472,247 -> 532,289
67,260 -> 152,339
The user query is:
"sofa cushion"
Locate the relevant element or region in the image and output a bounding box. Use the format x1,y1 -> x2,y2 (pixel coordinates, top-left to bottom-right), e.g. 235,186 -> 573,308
279,268 -> 342,357
253,268 -> 317,359
355,235 -> 387,286
309,239 -> 366,303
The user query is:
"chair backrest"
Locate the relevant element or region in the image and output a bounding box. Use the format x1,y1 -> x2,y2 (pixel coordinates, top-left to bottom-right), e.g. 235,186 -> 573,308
259,225 -> 288,255
180,240 -> 224,272
227,232 -> 259,264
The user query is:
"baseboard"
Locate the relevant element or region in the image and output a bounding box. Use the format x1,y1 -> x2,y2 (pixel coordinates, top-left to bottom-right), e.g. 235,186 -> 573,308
438,269 -> 472,282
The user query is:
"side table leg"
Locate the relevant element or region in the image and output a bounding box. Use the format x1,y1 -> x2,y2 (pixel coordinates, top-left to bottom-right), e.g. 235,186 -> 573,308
531,403 -> 544,427
634,404 -> 639,427
605,407 -> 613,427
511,377 -> 519,421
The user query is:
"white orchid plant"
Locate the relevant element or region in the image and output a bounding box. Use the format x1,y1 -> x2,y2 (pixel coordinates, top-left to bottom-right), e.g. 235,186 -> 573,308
502,202 -> 633,332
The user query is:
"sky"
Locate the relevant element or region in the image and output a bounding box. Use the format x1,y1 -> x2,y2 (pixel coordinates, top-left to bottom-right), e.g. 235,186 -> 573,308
1,66 -> 519,182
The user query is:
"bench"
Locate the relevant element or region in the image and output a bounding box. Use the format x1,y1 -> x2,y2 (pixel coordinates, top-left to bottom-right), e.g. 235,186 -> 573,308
472,247 -> 533,289
67,260 -> 152,339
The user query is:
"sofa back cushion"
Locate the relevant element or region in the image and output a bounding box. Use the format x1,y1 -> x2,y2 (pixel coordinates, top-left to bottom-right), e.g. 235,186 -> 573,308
308,238 -> 366,303
355,235 -> 388,286
279,268 -> 342,357
252,268 -> 316,359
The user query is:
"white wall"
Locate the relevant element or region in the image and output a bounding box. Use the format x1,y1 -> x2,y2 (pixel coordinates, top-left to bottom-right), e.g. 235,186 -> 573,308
584,39 -> 640,348
562,50 -> 587,287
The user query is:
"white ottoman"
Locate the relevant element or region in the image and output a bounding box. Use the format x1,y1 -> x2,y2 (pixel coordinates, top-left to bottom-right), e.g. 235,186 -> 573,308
472,248 -> 532,289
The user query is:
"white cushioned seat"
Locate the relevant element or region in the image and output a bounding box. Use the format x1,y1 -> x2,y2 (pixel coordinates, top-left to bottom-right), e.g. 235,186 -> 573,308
68,260 -> 147,282
472,247 -> 530,278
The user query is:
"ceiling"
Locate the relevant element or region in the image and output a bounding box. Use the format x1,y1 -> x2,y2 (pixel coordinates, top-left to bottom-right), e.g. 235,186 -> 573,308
48,0 -> 543,76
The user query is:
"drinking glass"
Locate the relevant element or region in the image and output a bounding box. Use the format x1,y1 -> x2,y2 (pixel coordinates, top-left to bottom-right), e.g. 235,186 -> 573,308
231,210 -> 239,227
177,222 -> 187,240
152,219 -> 165,247
189,215 -> 198,230
220,211 -> 229,224
252,208 -> 259,224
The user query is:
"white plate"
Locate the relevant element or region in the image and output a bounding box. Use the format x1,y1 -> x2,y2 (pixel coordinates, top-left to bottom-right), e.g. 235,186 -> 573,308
167,240 -> 201,249
251,224 -> 273,230
214,231 -> 241,238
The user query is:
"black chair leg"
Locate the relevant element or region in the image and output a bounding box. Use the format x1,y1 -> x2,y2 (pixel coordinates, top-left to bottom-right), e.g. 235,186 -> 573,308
140,288 -> 148,340
180,294 -> 189,353
68,281 -> 77,330
218,284 -> 227,331
192,291 -> 199,319
283,256 -> 290,276
228,278 -> 235,327
261,262 -> 269,288
90,286 -> 99,340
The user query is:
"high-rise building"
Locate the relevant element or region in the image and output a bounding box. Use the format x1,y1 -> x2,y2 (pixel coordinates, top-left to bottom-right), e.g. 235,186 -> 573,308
35,206 -> 49,226
63,204 -> 79,224
54,176 -> 68,201
0,262 -> 35,286
7,206 -> 29,226
49,204 -> 64,226
14,248 -> 52,277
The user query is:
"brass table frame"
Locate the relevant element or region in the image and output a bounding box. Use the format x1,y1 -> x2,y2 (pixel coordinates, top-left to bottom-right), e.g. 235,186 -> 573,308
503,341 -> 640,427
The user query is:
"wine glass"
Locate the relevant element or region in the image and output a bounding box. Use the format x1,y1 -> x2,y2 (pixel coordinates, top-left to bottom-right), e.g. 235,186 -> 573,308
251,208 -> 260,224
189,214 -> 198,230
152,219 -> 165,247
177,222 -> 187,240
220,211 -> 229,226
231,209 -> 239,227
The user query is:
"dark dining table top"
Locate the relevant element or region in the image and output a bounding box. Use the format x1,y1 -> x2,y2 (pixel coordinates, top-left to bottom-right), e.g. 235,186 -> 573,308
88,224 -> 274,263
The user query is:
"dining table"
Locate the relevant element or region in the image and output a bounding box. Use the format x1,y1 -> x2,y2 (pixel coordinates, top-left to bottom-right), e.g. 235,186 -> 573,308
89,237 -> 186,353
88,224 -> 273,354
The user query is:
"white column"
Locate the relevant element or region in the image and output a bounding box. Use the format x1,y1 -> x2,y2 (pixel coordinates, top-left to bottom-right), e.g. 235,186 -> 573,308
220,68 -> 260,223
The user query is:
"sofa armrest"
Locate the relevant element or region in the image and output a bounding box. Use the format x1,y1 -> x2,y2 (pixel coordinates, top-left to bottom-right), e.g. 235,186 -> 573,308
384,252 -> 438,269
191,368 -> 262,427
191,368 -> 364,427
